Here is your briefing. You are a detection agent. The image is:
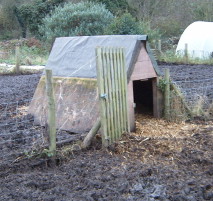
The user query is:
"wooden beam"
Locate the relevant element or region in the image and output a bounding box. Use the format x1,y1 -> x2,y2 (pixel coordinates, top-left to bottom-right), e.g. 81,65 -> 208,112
81,118 -> 101,149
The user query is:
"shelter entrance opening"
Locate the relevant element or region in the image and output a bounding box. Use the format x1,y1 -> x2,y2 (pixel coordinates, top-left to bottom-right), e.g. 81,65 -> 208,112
133,79 -> 154,115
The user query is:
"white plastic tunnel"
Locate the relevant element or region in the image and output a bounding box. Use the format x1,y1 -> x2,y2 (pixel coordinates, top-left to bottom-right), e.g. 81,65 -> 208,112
176,21 -> 213,59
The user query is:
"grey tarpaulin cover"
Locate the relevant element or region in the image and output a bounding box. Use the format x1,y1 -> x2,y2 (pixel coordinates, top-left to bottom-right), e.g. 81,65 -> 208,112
46,35 -> 147,78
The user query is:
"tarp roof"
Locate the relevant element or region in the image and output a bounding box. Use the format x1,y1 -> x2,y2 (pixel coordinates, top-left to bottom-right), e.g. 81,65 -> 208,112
46,35 -> 148,78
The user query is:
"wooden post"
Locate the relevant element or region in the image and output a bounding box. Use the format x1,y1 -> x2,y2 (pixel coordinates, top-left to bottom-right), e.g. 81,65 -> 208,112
164,68 -> 170,120
158,40 -> 162,54
45,69 -> 56,155
15,46 -> 20,74
153,40 -> 156,49
81,118 -> 101,148
96,47 -> 108,146
184,43 -> 188,63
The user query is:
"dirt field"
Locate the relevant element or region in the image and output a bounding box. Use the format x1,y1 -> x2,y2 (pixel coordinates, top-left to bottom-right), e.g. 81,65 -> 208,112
0,65 -> 213,201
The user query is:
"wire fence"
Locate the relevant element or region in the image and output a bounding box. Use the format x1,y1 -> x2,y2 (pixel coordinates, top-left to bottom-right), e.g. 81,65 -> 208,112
160,65 -> 213,121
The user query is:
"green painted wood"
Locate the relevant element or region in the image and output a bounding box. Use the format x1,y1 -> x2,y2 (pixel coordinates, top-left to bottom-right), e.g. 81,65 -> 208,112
45,69 -> 56,155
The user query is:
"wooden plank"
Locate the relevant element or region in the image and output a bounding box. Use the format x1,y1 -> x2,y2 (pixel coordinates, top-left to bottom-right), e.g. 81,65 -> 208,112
96,47 -> 108,146
120,48 -> 129,132
113,48 -> 121,138
45,69 -> 56,155
109,47 -> 118,141
116,48 -> 123,138
102,48 -> 111,143
106,48 -> 115,143
120,48 -> 125,131
102,48 -> 111,144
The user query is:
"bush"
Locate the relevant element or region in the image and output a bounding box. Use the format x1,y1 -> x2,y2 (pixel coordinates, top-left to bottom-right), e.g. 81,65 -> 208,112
15,0 -> 65,38
138,20 -> 161,42
90,0 -> 131,15
104,13 -> 140,35
104,13 -> 161,43
40,1 -> 114,41
0,0 -> 20,39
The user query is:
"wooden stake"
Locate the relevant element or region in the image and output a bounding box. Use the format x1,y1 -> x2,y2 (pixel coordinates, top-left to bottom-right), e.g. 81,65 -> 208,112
184,43 -> 189,63
15,46 -> 20,74
158,40 -> 162,53
164,68 -> 170,120
45,69 -> 56,155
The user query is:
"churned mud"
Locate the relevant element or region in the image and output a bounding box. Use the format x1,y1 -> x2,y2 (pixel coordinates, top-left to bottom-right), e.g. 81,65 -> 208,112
0,66 -> 213,201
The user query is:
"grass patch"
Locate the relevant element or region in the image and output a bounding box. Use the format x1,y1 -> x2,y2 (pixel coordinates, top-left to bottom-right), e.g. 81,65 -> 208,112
0,45 -> 48,66
158,49 -> 213,65
0,38 -> 49,66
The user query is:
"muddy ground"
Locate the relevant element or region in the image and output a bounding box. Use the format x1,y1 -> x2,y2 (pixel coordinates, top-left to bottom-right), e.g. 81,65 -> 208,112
0,65 -> 213,201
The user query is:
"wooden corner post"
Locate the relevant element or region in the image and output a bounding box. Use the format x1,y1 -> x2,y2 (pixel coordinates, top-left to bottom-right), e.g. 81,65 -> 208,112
45,69 -> 56,155
164,68 -> 170,120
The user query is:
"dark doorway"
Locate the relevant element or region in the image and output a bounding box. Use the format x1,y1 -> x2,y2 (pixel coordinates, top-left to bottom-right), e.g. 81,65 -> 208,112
133,79 -> 153,115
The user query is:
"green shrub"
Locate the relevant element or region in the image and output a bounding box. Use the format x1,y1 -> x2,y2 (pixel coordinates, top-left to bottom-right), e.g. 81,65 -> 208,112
104,13 -> 161,43
0,0 -> 20,39
104,13 -> 140,35
90,0 -> 131,15
138,20 -> 161,42
192,0 -> 213,21
15,0 -> 65,38
40,1 -> 114,41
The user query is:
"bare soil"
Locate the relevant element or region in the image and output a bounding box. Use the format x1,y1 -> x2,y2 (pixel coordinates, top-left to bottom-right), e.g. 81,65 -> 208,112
0,65 -> 213,201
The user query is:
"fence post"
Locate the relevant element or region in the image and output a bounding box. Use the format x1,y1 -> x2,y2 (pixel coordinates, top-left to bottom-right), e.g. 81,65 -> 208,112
184,43 -> 189,63
158,40 -> 162,53
164,68 -> 170,120
45,69 -> 56,155
15,46 -> 20,73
